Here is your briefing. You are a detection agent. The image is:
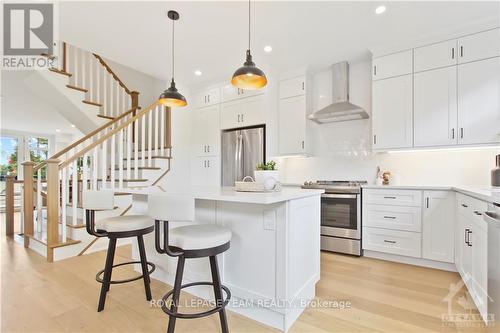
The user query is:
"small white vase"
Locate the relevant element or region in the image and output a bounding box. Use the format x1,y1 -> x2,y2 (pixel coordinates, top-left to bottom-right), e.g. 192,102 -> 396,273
254,170 -> 280,190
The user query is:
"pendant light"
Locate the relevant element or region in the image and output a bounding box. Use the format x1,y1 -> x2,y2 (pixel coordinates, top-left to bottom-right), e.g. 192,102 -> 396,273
159,10 -> 187,108
231,0 -> 267,90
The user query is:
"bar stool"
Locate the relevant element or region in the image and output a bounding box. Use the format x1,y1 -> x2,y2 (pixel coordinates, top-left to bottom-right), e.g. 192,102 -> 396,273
148,194 -> 232,333
82,190 -> 156,312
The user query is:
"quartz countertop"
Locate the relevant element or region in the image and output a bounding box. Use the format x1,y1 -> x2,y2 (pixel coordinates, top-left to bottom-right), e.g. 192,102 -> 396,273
362,184 -> 500,205
122,186 -> 324,204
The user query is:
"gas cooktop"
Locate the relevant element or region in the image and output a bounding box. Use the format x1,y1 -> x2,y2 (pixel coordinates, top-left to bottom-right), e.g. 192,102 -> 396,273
301,180 -> 368,194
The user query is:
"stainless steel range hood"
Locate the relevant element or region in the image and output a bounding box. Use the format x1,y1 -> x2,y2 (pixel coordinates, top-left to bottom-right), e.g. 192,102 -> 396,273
308,62 -> 369,124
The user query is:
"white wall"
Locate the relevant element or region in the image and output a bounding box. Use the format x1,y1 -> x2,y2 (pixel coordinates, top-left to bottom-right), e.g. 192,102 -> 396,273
279,61 -> 500,187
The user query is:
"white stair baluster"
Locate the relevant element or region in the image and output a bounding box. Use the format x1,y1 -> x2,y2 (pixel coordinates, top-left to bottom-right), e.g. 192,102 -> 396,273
107,74 -> 112,118
141,116 -> 146,167
154,105 -> 159,156
126,124 -> 132,180
95,58 -> 100,105
37,168 -> 42,233
101,141 -> 107,189
61,168 -> 67,241
82,153 -> 89,191
110,134 -> 116,189
92,147 -> 98,189
134,119 -> 139,179
118,129 -> 124,188
72,45 -> 78,86
148,109 -> 153,167
72,160 -> 78,226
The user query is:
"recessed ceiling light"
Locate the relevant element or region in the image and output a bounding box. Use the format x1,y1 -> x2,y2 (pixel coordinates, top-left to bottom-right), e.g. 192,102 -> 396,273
194,70 -> 202,76
375,5 -> 386,14
264,45 -> 272,53
70,124 -> 76,128
55,129 -> 61,133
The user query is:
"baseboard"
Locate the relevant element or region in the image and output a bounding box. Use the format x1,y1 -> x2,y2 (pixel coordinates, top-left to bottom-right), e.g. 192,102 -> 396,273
363,250 -> 457,272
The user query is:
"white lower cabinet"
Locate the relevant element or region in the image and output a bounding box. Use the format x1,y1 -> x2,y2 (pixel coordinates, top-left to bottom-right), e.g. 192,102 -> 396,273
363,227 -> 421,258
422,191 -> 455,263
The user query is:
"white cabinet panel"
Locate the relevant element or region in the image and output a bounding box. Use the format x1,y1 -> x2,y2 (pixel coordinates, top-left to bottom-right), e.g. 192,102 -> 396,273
363,204 -> 422,232
191,156 -> 220,186
470,218 -> 488,321
414,66 -> 458,147
372,74 -> 413,150
193,105 -> 220,156
194,87 -> 221,108
458,57 -> 500,145
363,189 -> 422,207
458,28 -> 500,64
279,76 -> 306,99
222,84 -> 264,103
220,95 -> 265,130
422,191 -> 455,263
278,95 -> 306,155
363,227 -> 421,258
372,50 -> 413,81
414,39 -> 457,72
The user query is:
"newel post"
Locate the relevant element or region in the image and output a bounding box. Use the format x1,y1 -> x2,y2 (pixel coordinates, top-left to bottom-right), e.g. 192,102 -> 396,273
22,161 -> 34,247
46,159 -> 60,262
131,91 -> 140,142
5,175 -> 15,237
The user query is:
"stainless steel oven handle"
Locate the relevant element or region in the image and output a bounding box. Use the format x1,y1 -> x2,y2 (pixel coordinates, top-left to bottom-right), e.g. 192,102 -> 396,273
321,194 -> 357,199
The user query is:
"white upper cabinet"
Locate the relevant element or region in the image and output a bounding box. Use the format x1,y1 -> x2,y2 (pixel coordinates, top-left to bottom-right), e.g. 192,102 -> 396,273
279,95 -> 307,155
372,74 -> 413,150
458,28 -> 500,64
458,57 -> 500,145
220,95 -> 265,130
414,66 -> 457,147
191,156 -> 220,186
372,50 -> 413,81
422,191 -> 455,263
194,87 -> 221,108
193,105 -> 220,157
279,76 -> 306,99
221,84 -> 264,103
414,39 -> 457,72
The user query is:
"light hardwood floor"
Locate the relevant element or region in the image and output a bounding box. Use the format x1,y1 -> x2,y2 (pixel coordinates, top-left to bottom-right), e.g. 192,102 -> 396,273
1,214 -> 495,332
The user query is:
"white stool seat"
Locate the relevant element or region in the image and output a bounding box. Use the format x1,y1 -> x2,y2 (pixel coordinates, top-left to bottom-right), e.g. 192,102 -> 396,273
169,225 -> 231,250
96,215 -> 153,233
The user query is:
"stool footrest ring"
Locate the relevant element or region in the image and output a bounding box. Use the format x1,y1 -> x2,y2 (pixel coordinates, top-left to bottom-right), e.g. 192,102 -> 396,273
96,261 -> 156,284
160,281 -> 231,319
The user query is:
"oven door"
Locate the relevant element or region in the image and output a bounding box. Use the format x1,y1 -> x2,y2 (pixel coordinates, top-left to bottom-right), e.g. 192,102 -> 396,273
320,193 -> 361,239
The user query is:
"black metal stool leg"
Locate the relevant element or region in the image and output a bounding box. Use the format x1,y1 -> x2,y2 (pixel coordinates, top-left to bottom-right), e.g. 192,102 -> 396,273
167,256 -> 186,333
137,235 -> 152,301
98,237 -> 117,312
210,255 -> 229,333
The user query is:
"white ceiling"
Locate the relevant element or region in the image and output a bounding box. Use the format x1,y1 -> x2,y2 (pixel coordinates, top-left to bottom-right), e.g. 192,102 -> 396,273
60,1 -> 500,88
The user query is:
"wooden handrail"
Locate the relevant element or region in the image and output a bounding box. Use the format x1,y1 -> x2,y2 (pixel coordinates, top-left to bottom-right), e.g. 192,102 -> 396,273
33,107 -> 138,173
93,53 -> 138,96
59,101 -> 161,169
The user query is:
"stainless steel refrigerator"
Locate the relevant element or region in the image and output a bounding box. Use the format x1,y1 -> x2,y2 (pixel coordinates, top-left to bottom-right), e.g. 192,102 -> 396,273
221,126 -> 265,186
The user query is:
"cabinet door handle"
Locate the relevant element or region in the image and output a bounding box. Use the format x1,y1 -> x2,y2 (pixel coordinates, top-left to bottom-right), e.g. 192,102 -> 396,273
207,160 -> 210,168
241,114 -> 244,122
373,135 -> 377,145
451,128 -> 455,139
467,230 -> 472,247
204,95 -> 207,103
301,141 -> 305,149
474,210 -> 482,216
426,197 -> 429,209
451,47 -> 455,59
204,145 -> 206,153
204,160 -> 207,167
384,240 -> 396,244
460,46 -> 463,58
302,82 -> 305,90
383,216 -> 396,219
384,196 -> 396,199
465,228 -> 469,244
207,145 -> 210,153
237,114 -> 240,123
373,65 -> 377,76
208,94 -> 210,103
461,203 -> 468,208
460,128 -> 464,139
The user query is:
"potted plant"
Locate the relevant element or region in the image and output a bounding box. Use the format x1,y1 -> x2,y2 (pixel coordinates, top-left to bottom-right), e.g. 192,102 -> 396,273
254,161 -> 280,190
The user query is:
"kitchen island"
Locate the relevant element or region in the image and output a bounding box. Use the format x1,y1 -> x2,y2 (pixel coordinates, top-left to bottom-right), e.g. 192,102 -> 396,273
128,186 -> 324,332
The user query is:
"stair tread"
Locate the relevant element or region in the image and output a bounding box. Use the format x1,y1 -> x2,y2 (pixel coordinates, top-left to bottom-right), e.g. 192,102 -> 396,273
66,84 -> 88,92
124,156 -> 171,160
97,114 -> 115,120
111,166 -> 161,170
66,204 -> 120,210
49,68 -> 72,77
29,232 -> 81,248
82,100 -> 103,107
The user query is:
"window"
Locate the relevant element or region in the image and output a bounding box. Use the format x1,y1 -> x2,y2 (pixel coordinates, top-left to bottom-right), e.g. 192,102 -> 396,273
29,137 -> 49,179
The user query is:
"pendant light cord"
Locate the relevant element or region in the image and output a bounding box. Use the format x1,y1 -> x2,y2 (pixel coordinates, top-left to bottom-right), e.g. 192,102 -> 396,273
248,0 -> 251,51
172,17 -> 175,81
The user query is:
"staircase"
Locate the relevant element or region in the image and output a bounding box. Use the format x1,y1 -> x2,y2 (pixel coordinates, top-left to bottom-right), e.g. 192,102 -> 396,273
4,41 -> 172,262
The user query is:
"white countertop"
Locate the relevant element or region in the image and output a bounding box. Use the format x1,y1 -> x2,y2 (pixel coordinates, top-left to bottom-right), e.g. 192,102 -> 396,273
362,184 -> 500,205
123,186 -> 324,204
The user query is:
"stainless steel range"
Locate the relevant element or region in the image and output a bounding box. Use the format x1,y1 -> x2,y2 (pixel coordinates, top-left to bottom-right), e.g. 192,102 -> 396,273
302,180 -> 367,256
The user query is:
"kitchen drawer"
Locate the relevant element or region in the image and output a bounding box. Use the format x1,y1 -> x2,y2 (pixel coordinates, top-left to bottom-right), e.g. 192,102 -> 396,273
363,227 -> 422,258
363,204 -> 422,232
456,193 -> 473,216
362,189 -> 422,207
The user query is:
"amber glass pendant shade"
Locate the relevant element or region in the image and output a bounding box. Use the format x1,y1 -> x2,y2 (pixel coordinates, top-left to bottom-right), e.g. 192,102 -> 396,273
231,50 -> 267,90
